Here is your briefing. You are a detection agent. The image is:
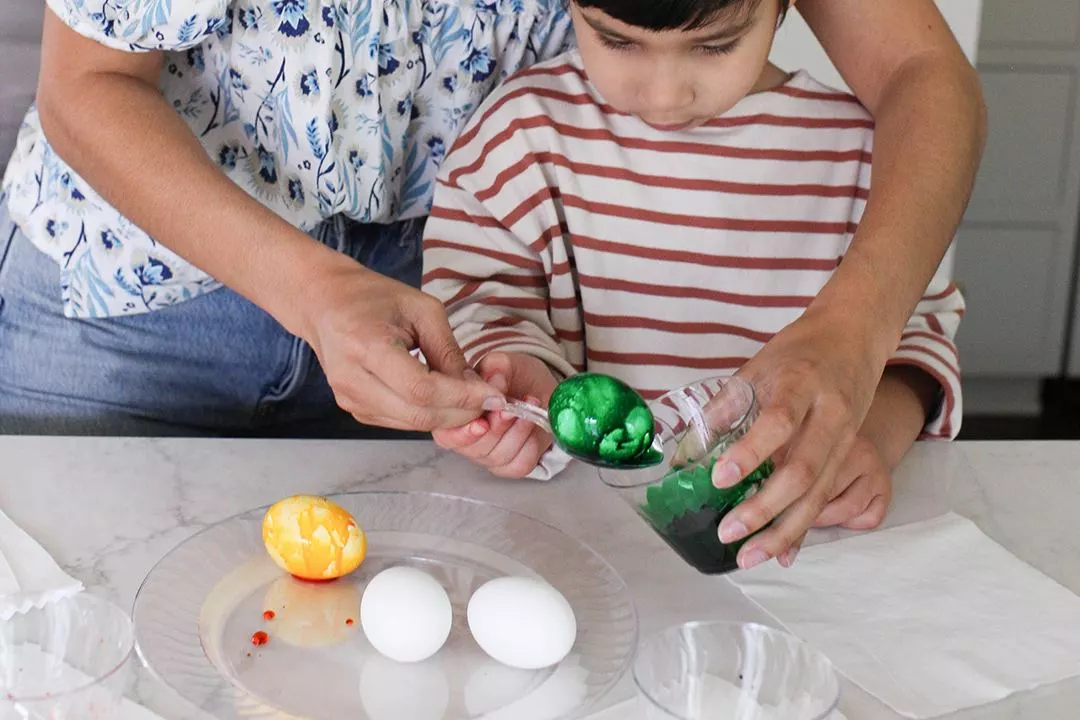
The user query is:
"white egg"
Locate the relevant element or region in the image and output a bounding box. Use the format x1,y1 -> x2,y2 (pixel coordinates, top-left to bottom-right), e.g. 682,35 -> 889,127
360,566 -> 452,663
467,576 -> 577,670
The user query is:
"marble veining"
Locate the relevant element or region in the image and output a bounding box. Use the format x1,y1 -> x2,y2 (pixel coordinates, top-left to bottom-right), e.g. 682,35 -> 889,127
1,437 -> 1078,719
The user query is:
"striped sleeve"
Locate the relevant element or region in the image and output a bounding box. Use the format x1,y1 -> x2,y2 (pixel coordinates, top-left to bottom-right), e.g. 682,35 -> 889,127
889,266 -> 965,440
422,181 -> 576,381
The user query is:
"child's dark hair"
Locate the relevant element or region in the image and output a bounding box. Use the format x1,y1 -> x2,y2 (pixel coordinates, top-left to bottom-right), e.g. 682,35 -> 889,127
572,0 -> 792,32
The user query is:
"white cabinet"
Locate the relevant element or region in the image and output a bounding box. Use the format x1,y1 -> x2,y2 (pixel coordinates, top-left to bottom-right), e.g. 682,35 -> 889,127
966,1 -> 1080,380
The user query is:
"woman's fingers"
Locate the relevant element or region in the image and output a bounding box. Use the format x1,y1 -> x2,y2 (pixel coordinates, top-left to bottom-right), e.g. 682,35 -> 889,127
336,359 -> 479,431
712,396 -> 811,491
733,428 -> 851,568
717,394 -> 855,566
363,337 -> 496,429
404,292 -> 471,378
777,535 -> 804,568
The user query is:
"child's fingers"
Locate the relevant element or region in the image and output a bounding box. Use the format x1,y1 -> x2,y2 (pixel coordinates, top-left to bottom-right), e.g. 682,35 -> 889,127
483,416 -> 539,469
432,418 -> 489,450
841,493 -> 888,531
455,411 -> 515,461
477,352 -> 513,388
451,414 -> 514,461
812,472 -> 876,528
490,426 -> 554,479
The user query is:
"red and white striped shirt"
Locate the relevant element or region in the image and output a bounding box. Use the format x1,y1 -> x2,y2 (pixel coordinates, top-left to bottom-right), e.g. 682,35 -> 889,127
423,53 -> 964,439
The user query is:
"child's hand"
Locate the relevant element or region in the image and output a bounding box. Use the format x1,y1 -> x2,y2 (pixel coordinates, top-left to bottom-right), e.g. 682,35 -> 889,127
432,352 -> 559,478
813,434 -> 892,531
772,435 -> 892,567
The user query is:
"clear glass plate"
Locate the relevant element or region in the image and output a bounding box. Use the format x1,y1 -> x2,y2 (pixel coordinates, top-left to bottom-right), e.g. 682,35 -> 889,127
133,492 -> 637,720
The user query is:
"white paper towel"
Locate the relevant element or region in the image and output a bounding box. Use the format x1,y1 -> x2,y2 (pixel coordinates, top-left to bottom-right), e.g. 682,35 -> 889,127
0,508 -> 83,620
728,512 -> 1080,718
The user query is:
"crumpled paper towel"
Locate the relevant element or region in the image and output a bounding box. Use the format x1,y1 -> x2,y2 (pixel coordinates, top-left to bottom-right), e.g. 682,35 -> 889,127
728,512 -> 1080,718
0,508 -> 83,621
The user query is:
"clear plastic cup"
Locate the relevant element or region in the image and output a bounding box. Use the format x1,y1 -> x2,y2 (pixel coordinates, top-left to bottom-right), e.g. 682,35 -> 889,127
598,376 -> 773,574
0,593 -> 134,719
634,621 -> 840,720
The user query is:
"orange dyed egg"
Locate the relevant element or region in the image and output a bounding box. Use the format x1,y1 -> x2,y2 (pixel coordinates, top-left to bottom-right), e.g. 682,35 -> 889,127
262,495 -> 367,581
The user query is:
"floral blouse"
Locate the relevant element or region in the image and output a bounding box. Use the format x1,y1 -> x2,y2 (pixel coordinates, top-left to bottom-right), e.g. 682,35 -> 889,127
1,0 -> 572,317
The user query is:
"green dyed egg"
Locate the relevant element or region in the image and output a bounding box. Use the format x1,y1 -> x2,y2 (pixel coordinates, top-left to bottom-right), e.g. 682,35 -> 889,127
548,373 -> 657,464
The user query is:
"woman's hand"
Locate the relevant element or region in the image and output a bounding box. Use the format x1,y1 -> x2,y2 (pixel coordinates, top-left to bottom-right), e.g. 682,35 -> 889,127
713,320 -> 939,569
298,255 -> 501,431
711,306 -> 891,569
432,352 -> 558,478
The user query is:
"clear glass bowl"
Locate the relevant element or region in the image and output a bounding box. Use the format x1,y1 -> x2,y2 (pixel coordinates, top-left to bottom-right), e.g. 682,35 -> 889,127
598,377 -> 773,574
634,621 -> 840,720
133,491 -> 637,719
0,593 -> 134,720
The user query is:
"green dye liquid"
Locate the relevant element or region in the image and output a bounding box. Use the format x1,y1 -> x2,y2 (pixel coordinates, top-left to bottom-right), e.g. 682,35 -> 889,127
639,457 -> 775,574
548,373 -> 662,466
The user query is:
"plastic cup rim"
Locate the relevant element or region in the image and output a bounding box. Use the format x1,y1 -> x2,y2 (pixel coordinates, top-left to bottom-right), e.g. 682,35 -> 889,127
2,592 -> 135,704
597,375 -> 757,488
631,620 -> 840,720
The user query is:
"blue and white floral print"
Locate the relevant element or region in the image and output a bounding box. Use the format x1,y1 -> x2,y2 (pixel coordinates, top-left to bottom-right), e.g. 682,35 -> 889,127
1,0 -> 573,317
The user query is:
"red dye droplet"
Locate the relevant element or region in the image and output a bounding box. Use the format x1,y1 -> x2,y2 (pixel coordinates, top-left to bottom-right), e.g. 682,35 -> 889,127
251,631 -> 269,647
262,610 -> 276,621
345,618 -> 355,626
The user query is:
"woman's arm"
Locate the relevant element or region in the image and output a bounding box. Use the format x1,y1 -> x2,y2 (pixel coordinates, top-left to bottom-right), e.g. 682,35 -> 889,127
37,12 -> 327,335
713,0 -> 985,568
36,10 -> 495,430
799,0 -> 987,345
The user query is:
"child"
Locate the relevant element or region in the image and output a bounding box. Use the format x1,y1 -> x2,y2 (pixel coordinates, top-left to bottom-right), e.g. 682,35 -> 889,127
422,0 -> 963,547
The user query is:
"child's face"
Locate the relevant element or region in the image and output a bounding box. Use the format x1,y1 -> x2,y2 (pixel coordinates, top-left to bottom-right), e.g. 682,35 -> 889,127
572,0 -> 782,130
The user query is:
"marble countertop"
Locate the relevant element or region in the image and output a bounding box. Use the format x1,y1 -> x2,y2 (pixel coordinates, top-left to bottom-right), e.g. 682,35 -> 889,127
1,437 -> 1078,719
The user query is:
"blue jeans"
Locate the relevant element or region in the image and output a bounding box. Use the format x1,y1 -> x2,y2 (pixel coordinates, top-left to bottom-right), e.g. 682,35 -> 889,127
0,193 -> 427,437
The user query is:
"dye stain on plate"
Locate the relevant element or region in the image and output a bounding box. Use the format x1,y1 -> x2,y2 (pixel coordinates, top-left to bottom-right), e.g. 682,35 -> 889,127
548,373 -> 661,466
638,458 -> 775,574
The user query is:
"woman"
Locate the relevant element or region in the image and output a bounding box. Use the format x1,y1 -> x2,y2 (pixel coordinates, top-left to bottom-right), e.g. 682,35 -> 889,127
0,0 -> 985,559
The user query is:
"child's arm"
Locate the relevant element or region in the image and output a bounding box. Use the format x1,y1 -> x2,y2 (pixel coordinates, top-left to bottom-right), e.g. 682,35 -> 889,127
859,365 -> 941,470
422,80 -> 580,478
423,186 -> 573,478
422,186 -> 574,380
